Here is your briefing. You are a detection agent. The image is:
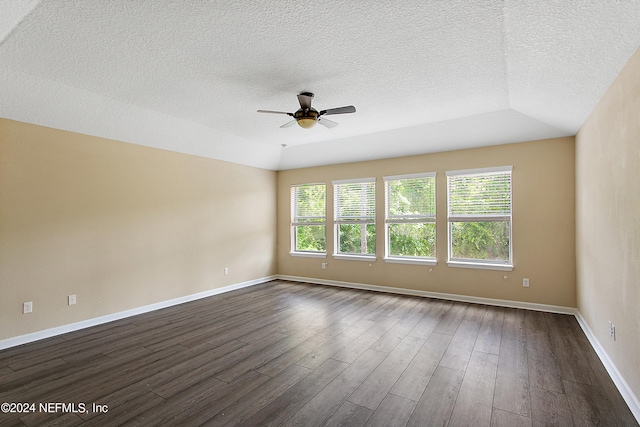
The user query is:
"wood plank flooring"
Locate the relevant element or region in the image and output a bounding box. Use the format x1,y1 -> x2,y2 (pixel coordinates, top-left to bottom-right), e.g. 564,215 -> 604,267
0,280 -> 637,426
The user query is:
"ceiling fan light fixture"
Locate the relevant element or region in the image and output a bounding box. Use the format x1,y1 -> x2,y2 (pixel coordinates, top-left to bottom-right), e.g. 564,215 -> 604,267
257,92 -> 355,129
297,118 -> 317,128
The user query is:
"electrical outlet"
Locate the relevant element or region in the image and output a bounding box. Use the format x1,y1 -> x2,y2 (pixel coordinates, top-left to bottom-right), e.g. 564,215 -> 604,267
321,262 -> 327,270
224,267 -> 229,275
23,302 -> 33,314
522,278 -> 530,287
68,294 -> 76,305
609,321 -> 616,340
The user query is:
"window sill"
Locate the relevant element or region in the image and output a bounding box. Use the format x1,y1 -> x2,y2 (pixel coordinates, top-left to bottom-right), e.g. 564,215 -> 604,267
290,251 -> 327,259
447,260 -> 513,271
384,257 -> 437,266
332,254 -> 377,262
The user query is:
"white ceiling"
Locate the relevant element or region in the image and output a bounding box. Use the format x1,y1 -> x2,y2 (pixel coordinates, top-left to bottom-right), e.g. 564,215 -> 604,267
1,1 -> 639,170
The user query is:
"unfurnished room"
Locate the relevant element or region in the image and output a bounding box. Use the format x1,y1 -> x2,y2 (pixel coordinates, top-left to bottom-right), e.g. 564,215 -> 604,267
1,1 -> 639,426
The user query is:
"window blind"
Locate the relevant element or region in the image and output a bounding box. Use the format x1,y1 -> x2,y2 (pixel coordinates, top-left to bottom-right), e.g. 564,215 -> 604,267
446,167 -> 512,221
384,173 -> 435,222
333,178 -> 375,223
291,184 -> 326,225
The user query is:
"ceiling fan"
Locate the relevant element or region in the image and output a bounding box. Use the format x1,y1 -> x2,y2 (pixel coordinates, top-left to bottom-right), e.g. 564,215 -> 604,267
257,92 -> 356,129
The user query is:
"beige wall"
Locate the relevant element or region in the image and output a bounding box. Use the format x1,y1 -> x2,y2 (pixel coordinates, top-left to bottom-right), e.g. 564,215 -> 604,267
277,137 -> 576,308
576,47 -> 640,402
0,119 -> 277,341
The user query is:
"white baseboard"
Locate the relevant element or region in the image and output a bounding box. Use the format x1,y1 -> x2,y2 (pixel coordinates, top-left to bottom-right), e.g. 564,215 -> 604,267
277,275 -> 576,314
575,311 -> 640,423
0,276 -> 275,351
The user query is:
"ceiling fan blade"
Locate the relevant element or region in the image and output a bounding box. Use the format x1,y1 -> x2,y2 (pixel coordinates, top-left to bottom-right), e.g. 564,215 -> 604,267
257,109 -> 292,115
318,117 -> 339,128
280,120 -> 297,128
297,92 -> 314,109
319,105 -> 356,116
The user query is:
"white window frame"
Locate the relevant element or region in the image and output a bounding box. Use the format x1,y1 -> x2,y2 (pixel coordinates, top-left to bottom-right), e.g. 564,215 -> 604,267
383,172 -> 437,266
446,166 -> 513,271
332,177 -> 376,261
290,183 -> 327,258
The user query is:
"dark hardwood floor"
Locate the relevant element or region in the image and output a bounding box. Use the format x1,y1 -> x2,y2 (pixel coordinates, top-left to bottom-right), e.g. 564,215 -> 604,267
0,280 -> 637,426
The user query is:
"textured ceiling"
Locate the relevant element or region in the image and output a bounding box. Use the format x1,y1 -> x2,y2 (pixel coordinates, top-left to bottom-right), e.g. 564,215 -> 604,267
1,1 -> 639,170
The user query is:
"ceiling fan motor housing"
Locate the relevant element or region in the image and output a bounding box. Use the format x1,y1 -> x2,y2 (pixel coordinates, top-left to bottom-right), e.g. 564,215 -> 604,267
294,108 -> 319,128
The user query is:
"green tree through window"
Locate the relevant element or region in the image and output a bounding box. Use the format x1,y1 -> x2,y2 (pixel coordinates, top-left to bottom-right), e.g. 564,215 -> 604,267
292,184 -> 326,252
333,179 -> 376,256
446,167 -> 512,265
385,173 -> 436,259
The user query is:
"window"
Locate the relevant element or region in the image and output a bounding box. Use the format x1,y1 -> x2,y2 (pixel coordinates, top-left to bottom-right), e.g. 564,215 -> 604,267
291,183 -> 326,256
446,166 -> 513,270
384,173 -> 436,264
333,178 -> 376,258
